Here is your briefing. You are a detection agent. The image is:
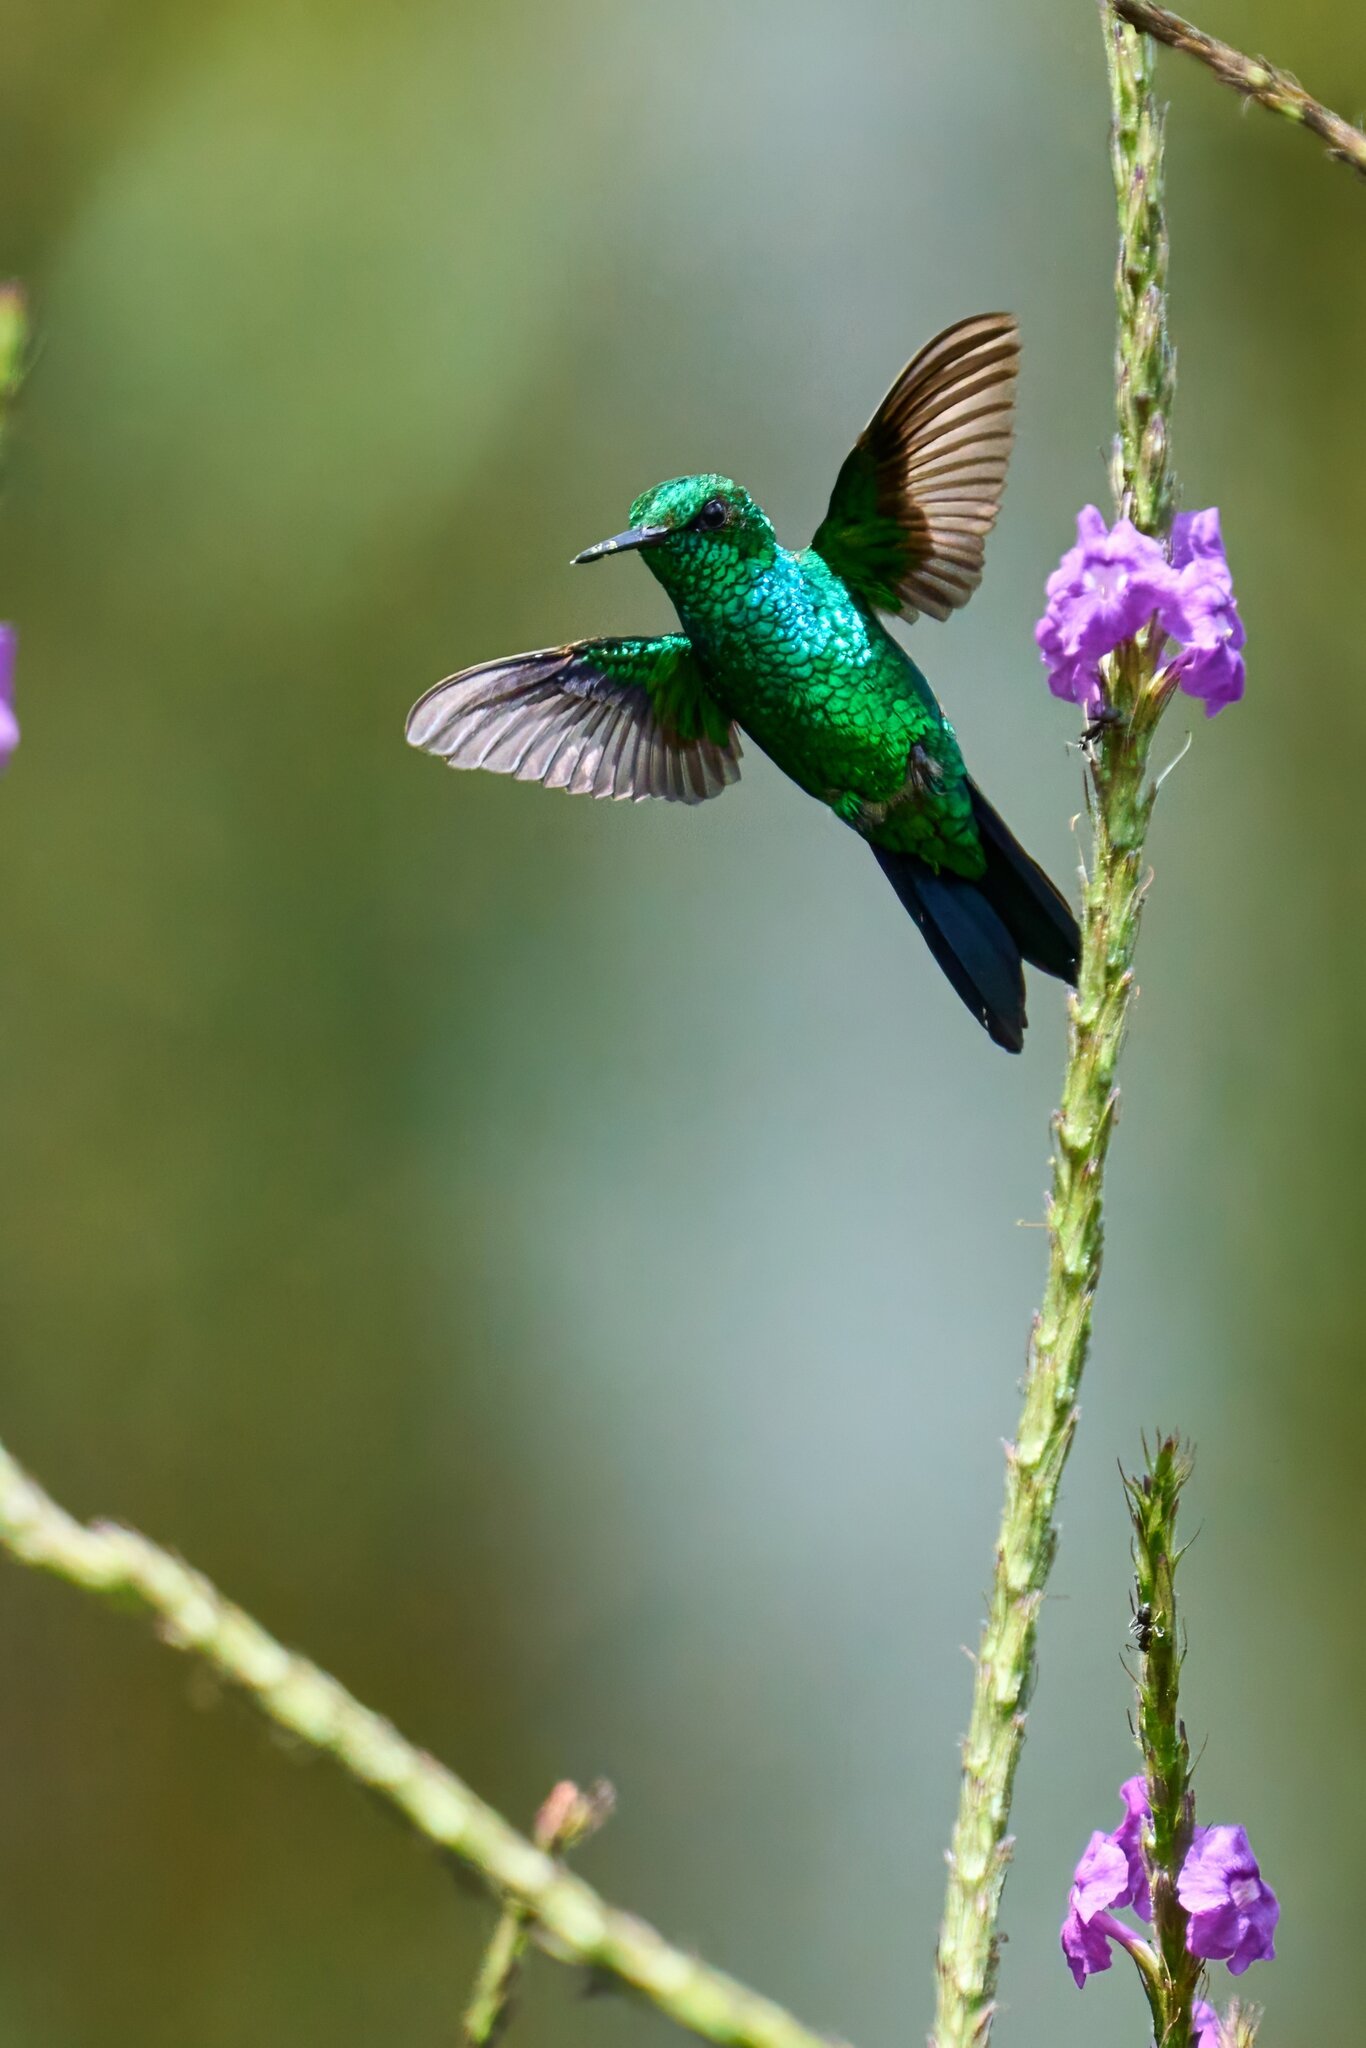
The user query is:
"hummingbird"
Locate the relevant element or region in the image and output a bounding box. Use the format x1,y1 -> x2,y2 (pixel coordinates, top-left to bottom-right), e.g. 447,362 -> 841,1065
406,314 -> 1079,1050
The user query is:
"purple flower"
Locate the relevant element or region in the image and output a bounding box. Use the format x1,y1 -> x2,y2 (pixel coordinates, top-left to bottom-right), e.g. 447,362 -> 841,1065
0,624 -> 16,768
1060,1831 -> 1132,1986
1192,1999 -> 1222,2048
1035,504 -> 1244,717
1059,1783 -> 1154,1988
1164,509 -> 1246,716
1062,1784 -> 1277,1995
1178,1825 -> 1279,1975
1035,506 -> 1172,717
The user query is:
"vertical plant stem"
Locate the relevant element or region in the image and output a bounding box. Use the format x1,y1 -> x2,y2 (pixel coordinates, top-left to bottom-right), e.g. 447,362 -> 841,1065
930,15 -> 1174,2046
0,283 -> 27,506
0,282 -> 25,436
463,1781 -> 613,2047
464,1904 -> 535,2046
1107,7 -> 1176,539
1126,1437 -> 1201,2048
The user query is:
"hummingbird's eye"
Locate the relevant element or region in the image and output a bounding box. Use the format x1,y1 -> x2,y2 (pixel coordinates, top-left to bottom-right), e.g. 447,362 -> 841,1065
692,497 -> 730,533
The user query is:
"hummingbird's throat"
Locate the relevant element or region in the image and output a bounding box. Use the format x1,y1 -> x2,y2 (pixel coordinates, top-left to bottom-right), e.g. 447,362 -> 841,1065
644,531 -> 778,636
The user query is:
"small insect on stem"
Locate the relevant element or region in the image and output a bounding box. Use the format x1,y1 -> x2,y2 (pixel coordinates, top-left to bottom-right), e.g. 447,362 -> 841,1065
1129,1589 -> 1164,1653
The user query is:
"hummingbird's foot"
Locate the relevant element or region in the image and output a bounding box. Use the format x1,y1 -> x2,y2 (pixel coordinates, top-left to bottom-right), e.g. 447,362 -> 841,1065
878,744 -> 944,818
829,747 -> 944,838
906,742 -> 945,795
828,788 -> 873,830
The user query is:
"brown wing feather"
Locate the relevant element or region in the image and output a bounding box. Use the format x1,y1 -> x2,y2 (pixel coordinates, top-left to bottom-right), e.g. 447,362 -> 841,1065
404,641 -> 742,805
811,313 -> 1019,623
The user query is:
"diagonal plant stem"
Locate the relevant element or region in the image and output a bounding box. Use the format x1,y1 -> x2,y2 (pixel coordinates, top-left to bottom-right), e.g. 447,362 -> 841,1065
1113,0 -> 1366,179
0,1439 -> 841,2048
929,14 -> 1174,2046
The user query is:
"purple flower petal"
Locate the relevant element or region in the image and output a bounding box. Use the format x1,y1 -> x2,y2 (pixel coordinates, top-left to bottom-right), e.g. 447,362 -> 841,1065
1192,1998 -> 1222,2048
1071,519 -> 1173,664
1075,504 -> 1111,549
1035,609 -> 1108,718
1179,1827 -> 1241,1912
0,624 -> 17,769
1166,563 -> 1244,649
1060,1899 -> 1117,1987
1169,639 -> 1246,715
1160,509 -> 1246,712
1171,508 -> 1225,569
1178,1825 -> 1279,1974
1035,504 -> 1175,682
1111,1775 -> 1152,1921
1059,1827 -> 1140,1987
1059,1779 -> 1163,1992
1072,1830 -> 1132,1918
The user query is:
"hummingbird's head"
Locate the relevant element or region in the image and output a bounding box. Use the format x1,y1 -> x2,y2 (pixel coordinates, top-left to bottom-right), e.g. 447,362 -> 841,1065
572,475 -> 776,594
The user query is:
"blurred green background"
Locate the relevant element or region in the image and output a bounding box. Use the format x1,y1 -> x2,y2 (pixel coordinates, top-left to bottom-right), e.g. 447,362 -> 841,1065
1,3 -> 1362,2044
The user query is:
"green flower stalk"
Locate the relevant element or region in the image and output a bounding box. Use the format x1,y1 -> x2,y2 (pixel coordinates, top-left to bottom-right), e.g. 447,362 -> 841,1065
1107,11 -> 1176,545
1126,1436 -> 1203,2046
1060,1445 -> 1277,2044
0,280 -> 24,770
0,279 -> 25,417
930,17 -> 1176,2045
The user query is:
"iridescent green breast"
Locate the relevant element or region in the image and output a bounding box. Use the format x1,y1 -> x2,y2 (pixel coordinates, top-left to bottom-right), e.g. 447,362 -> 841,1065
659,541 -> 983,876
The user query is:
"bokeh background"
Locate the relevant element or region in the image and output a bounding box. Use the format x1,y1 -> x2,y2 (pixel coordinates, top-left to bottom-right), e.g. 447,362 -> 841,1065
1,3 -> 1362,2044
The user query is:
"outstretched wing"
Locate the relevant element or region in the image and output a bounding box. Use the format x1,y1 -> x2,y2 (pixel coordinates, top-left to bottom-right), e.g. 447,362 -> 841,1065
810,313 -> 1019,623
405,635 -> 742,804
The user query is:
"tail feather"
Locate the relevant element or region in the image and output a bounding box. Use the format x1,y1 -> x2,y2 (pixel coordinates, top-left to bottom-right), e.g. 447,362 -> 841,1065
969,781 -> 1080,983
871,791 -> 1079,1051
872,845 -> 1027,1053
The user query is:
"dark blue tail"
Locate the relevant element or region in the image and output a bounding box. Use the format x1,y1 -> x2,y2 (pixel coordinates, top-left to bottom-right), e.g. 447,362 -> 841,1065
873,783 -> 1079,1052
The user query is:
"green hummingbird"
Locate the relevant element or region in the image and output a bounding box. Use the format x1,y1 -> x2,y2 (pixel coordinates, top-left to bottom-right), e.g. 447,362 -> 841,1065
406,314 -> 1079,1050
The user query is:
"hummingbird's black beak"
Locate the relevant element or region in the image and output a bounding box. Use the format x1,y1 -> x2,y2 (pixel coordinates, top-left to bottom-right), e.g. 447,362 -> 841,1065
572,524 -> 671,566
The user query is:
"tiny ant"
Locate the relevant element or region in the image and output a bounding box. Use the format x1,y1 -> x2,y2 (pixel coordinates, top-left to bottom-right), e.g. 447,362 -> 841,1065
1129,1593 -> 1164,1653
